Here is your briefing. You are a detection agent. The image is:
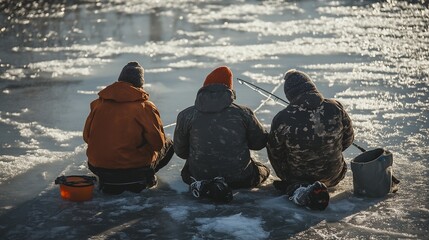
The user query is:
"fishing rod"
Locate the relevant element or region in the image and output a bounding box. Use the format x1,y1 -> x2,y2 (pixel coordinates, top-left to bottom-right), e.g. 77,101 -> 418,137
164,78 -> 288,128
236,77 -> 367,153
236,78 -> 289,105
352,143 -> 366,152
164,122 -> 176,129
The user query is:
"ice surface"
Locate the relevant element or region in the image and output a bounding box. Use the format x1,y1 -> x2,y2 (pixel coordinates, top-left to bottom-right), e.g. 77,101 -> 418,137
0,0 -> 428,239
195,213 -> 269,240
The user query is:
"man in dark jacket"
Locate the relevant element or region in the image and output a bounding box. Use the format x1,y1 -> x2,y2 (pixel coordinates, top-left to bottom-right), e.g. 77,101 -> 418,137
267,69 -> 354,210
174,66 -> 270,198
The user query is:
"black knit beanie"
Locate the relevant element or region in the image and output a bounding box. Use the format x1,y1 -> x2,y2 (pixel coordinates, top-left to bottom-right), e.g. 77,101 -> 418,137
283,69 -> 317,101
118,61 -> 144,88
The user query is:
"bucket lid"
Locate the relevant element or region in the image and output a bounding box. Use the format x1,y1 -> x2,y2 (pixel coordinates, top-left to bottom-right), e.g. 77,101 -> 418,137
55,175 -> 97,187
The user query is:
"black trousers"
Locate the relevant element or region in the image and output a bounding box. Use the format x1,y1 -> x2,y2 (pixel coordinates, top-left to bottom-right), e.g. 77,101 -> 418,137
181,159 -> 270,189
89,138 -> 174,194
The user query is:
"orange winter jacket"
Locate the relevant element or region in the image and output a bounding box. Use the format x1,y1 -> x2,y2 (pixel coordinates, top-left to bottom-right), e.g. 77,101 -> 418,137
83,81 -> 166,169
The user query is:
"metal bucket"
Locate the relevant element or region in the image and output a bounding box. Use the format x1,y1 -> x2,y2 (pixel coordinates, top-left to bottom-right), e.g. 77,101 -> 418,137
351,148 -> 394,198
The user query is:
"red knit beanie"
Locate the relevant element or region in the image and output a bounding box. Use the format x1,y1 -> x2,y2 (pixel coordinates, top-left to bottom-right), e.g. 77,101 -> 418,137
203,66 -> 233,89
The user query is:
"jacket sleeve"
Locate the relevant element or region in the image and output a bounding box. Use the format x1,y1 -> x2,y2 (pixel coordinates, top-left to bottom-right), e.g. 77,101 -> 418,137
173,109 -> 191,159
266,115 -> 287,179
83,99 -> 100,143
337,101 -> 354,151
245,108 -> 268,150
138,101 -> 166,153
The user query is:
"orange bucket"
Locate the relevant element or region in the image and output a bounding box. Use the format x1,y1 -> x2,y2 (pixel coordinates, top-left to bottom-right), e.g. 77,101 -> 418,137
55,175 -> 97,202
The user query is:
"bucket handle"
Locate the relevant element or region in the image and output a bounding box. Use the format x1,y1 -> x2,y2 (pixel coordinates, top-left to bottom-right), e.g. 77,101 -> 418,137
55,175 -> 97,186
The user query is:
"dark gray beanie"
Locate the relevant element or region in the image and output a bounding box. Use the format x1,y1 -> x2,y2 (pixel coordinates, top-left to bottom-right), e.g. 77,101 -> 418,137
118,61 -> 144,88
283,69 -> 317,101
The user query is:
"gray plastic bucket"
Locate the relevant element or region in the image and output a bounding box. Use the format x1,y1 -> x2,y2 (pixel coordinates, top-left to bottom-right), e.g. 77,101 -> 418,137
351,148 -> 393,198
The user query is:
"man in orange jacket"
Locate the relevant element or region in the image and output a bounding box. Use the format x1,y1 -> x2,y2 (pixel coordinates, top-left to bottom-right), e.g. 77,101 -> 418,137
83,61 -> 174,195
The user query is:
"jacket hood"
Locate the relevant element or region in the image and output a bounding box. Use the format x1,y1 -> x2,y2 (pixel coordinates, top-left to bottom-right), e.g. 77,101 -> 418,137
195,84 -> 235,113
283,69 -> 324,108
98,81 -> 149,103
284,70 -> 319,101
292,90 -> 324,109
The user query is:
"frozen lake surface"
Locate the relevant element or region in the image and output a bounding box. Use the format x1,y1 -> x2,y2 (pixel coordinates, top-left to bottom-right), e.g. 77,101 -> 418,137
0,0 -> 428,239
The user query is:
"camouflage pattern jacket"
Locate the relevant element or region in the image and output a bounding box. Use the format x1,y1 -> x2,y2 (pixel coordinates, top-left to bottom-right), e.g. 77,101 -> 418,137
267,90 -> 354,187
174,84 -> 268,184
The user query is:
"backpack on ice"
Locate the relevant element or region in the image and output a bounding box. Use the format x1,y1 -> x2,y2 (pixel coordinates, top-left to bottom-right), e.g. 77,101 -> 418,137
351,148 -> 399,198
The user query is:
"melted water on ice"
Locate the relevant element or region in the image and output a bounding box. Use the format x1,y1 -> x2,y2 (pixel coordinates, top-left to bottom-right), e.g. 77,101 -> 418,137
0,0 -> 428,239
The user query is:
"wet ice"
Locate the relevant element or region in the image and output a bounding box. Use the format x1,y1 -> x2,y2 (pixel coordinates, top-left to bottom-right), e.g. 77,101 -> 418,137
0,0 -> 428,239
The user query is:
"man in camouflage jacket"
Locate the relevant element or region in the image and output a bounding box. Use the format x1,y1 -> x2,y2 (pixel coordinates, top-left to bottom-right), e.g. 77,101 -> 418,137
174,66 -> 270,189
267,69 -> 354,197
